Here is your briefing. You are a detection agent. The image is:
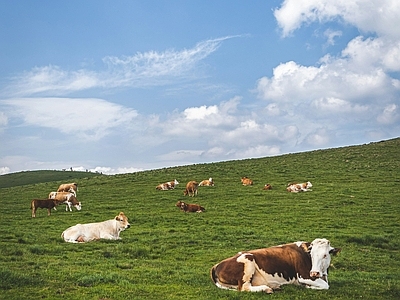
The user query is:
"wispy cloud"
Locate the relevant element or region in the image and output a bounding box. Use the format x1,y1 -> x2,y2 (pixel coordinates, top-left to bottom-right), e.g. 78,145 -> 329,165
2,98 -> 138,140
4,36 -> 238,97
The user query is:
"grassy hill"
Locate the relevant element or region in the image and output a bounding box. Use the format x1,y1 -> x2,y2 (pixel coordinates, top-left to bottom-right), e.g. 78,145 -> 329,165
0,138 -> 399,299
0,170 -> 105,189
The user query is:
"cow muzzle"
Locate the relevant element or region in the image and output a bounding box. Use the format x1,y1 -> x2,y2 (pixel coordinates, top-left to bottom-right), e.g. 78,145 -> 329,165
310,271 -> 321,279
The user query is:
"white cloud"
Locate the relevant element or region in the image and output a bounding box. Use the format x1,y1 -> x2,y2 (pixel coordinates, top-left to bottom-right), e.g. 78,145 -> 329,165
274,0 -> 400,38
184,105 -> 218,120
377,104 -> 399,124
0,166 -> 10,175
324,29 -> 342,46
304,128 -> 331,147
2,98 -> 138,140
4,37 -> 237,97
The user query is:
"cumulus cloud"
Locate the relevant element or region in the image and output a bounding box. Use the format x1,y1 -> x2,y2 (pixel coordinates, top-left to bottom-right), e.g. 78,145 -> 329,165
377,104 -> 399,124
274,0 -> 400,38
4,37 -> 237,97
1,98 -> 138,140
0,166 -> 10,175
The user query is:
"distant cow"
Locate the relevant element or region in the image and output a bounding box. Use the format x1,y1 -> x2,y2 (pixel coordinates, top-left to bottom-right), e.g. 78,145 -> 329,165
176,201 -> 205,213
48,192 -> 82,211
183,181 -> 199,196
57,182 -> 78,196
199,178 -> 214,186
287,181 -> 313,193
241,177 -> 253,186
263,184 -> 272,190
61,212 -> 130,243
211,238 -> 341,293
156,179 -> 179,190
31,199 -> 58,218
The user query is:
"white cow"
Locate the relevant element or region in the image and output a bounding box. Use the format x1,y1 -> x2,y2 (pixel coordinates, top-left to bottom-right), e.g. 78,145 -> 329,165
61,212 -> 130,243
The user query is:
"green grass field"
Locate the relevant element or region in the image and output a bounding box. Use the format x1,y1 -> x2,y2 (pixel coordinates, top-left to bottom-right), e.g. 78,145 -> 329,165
0,138 -> 399,299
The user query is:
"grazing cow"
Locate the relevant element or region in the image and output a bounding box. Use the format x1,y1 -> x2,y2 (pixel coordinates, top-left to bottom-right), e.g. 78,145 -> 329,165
287,181 -> 313,193
199,177 -> 215,186
183,181 -> 199,196
263,184 -> 272,190
57,182 -> 78,196
156,179 -> 179,190
31,199 -> 58,218
211,238 -> 341,294
48,192 -> 82,211
176,201 -> 205,213
61,212 -> 130,243
241,177 -> 253,186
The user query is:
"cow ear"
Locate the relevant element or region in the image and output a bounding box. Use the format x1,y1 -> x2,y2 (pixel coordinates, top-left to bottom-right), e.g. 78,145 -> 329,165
330,247 -> 341,256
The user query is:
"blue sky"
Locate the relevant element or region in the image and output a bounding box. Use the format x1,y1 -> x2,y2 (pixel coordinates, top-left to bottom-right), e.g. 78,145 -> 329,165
1,0 -> 399,175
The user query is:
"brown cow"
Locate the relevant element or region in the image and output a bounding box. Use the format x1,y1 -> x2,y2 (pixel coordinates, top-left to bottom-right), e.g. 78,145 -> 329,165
176,201 -> 205,213
183,181 -> 199,196
263,184 -> 272,190
199,177 -> 215,186
31,199 -> 58,217
57,182 -> 78,196
241,177 -> 253,186
211,238 -> 341,293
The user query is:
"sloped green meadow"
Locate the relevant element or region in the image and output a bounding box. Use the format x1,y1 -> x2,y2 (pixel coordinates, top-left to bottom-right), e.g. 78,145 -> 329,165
0,138 -> 399,299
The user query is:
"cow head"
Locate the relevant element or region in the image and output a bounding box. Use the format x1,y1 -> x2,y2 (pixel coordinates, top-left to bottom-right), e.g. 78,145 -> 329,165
74,202 -> 82,211
309,238 -> 341,280
174,179 -> 179,185
115,212 -> 130,230
306,181 -> 313,189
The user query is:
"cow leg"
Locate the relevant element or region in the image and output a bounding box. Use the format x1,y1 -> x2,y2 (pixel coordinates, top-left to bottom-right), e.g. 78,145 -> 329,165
47,208 -> 51,216
32,208 -> 36,218
237,253 -> 273,293
298,277 -> 329,289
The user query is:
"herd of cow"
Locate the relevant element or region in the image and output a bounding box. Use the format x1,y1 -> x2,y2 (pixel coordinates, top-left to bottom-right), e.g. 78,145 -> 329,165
30,178 -> 341,294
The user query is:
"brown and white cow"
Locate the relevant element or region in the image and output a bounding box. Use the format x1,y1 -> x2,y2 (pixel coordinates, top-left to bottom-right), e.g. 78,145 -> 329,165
176,201 -> 205,213
263,184 -> 272,190
199,177 -> 214,186
210,238 -> 340,293
61,212 -> 130,243
57,182 -> 78,196
48,192 -> 82,211
156,179 -> 179,190
183,181 -> 199,196
241,177 -> 253,186
31,199 -> 58,218
287,181 -> 313,193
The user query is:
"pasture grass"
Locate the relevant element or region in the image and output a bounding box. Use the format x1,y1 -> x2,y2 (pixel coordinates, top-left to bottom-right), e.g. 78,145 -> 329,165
0,138 -> 399,299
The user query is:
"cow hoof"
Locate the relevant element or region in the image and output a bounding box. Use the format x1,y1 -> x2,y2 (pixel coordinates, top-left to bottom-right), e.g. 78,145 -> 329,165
264,288 -> 274,294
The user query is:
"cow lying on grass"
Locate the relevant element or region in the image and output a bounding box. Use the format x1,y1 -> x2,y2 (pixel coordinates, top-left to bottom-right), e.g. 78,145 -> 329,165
241,177 -> 253,186
199,177 -> 214,186
61,212 -> 130,243
176,201 -> 205,213
156,179 -> 179,190
211,238 -> 341,293
287,181 -> 313,192
31,199 -> 57,218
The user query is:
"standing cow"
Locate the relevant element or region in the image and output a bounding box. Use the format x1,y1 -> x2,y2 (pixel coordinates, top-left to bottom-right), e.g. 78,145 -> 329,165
31,199 -> 58,218
57,182 -> 78,196
183,181 -> 199,196
211,238 -> 340,293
